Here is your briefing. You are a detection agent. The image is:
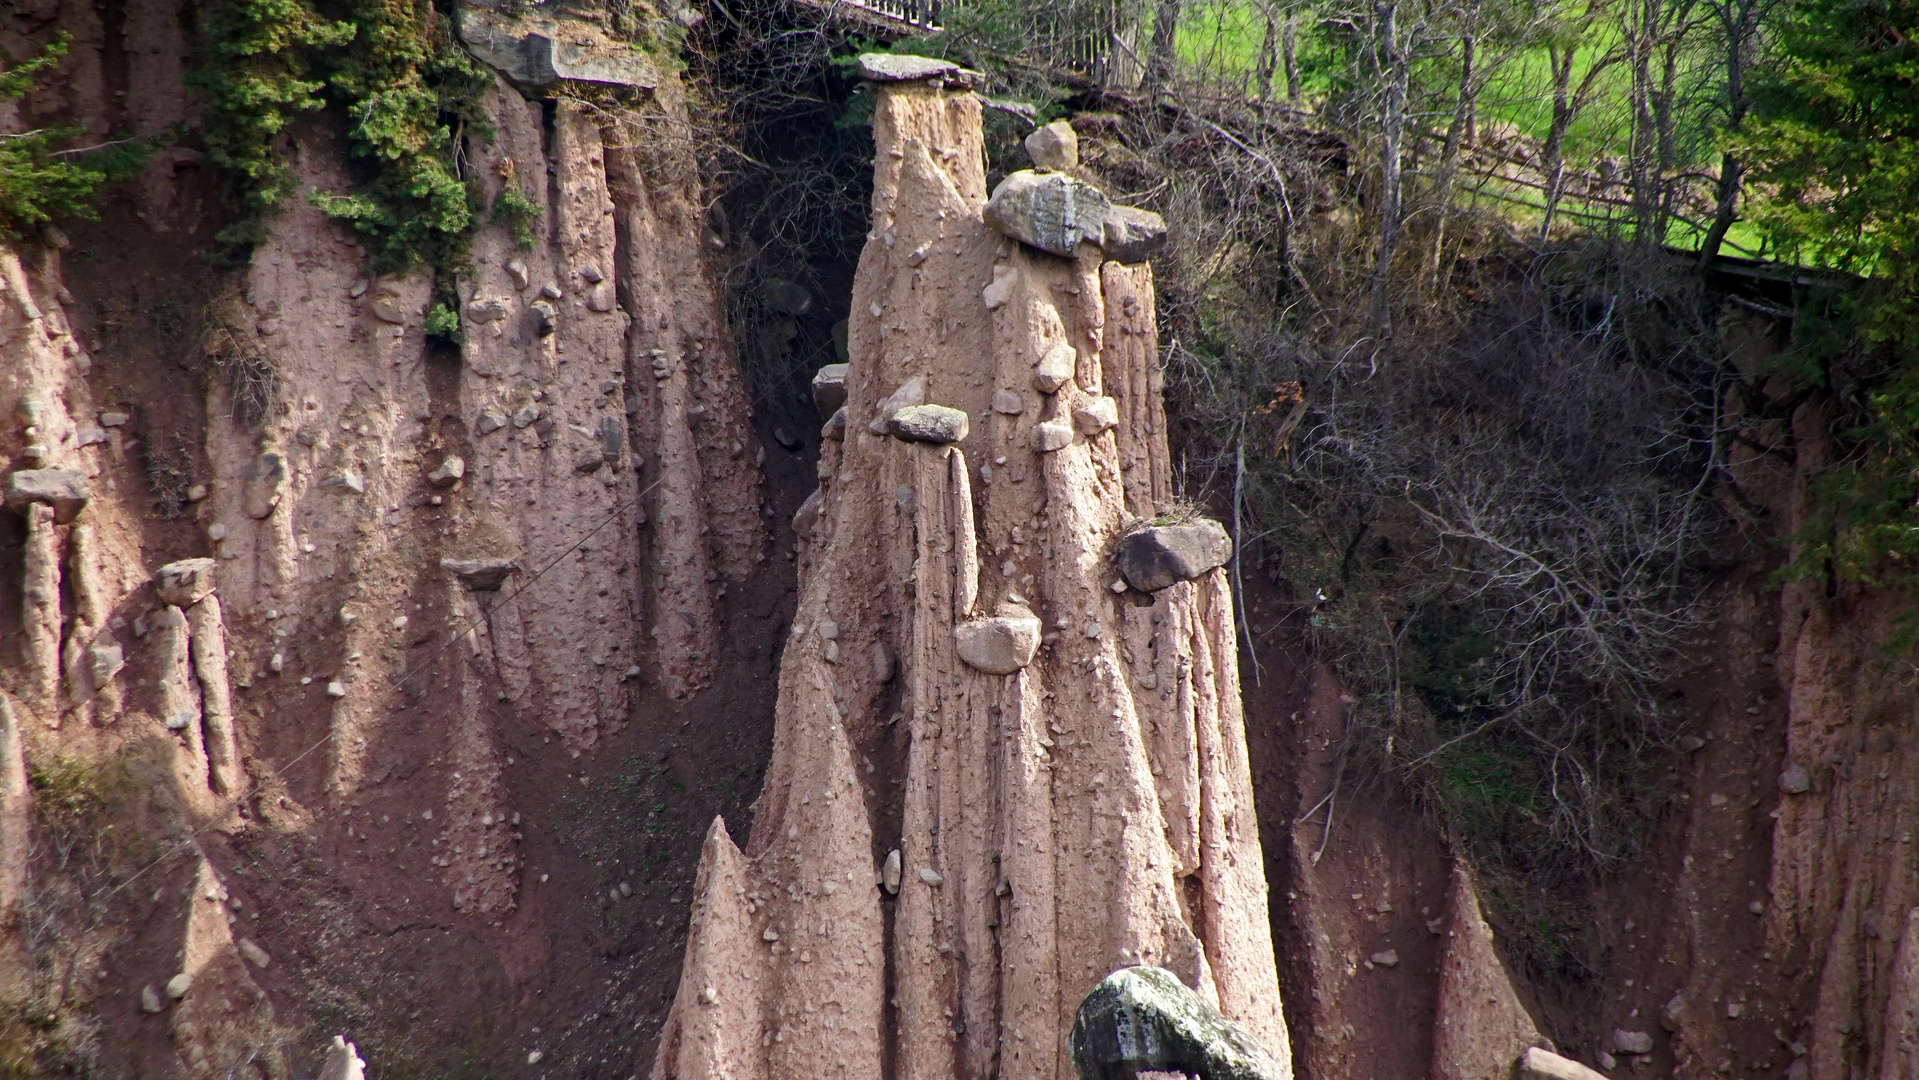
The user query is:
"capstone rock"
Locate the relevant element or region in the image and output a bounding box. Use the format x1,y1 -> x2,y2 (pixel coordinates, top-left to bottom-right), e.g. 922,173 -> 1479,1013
1779,764 -> 1811,794
1034,421 -> 1074,453
5,468 -> 90,523
856,53 -> 981,87
985,170 -> 1112,258
1115,520 -> 1234,592
154,558 -> 217,608
1070,966 -> 1287,1080
1034,341 -> 1077,393
370,292 -> 408,324
1074,396 -> 1119,435
243,452 -> 286,519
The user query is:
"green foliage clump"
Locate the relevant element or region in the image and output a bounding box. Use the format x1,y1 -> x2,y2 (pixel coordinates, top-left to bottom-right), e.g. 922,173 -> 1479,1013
488,160 -> 540,249
194,0 -> 492,332
0,37 -> 150,239
1738,0 -> 1919,583
311,0 -> 491,275
190,0 -> 353,219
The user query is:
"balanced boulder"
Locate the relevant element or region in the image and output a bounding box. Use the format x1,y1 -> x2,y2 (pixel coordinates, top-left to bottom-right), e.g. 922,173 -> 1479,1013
1115,520 -> 1234,592
985,170 -> 1112,258
5,468 -> 90,523
1025,119 -> 1079,170
1070,966 -> 1287,1080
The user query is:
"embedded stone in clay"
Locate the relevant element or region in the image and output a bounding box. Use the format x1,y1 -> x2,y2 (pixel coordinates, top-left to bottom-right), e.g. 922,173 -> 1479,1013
984,170 -> 1112,258
888,404 -> 969,445
5,468 -> 90,523
154,558 -> 218,608
792,488 -> 822,541
1025,119 -> 1079,171
1034,421 -> 1074,453
1102,204 -> 1170,263
243,452 -> 286,519
1519,1047 -> 1609,1080
1034,341 -> 1077,392
1071,966 -> 1288,1080
868,376 -> 926,433
427,456 -> 466,487
1115,520 -> 1234,592
1074,396 -> 1119,435
954,603 -> 1041,675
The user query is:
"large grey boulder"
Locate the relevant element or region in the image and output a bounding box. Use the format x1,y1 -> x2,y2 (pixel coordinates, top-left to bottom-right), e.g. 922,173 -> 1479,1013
857,53 -> 981,88
985,171 -> 1112,258
1070,966 -> 1286,1080
889,404 -> 970,445
154,558 -> 218,608
5,468 -> 90,523
955,603 -> 1041,675
1115,520 -> 1234,592
813,363 -> 849,416
1102,205 -> 1170,263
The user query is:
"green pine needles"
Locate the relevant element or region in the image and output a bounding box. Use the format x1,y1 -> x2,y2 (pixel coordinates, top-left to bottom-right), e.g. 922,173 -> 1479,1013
0,36 -> 150,239
1737,0 -> 1919,585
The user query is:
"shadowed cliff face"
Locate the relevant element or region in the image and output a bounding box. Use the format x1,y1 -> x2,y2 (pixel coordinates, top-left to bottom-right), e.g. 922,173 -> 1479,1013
647,77 -> 1289,1080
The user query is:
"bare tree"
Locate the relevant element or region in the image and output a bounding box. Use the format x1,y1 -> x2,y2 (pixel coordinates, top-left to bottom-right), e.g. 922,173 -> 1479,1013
1696,0 -> 1770,266
1537,0 -> 1624,242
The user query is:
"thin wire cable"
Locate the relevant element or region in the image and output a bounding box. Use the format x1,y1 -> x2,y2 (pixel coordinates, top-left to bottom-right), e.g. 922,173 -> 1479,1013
94,478 -> 661,902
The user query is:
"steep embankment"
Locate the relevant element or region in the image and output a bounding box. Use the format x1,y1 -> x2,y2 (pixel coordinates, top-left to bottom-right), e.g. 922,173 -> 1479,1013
0,4 -> 795,1076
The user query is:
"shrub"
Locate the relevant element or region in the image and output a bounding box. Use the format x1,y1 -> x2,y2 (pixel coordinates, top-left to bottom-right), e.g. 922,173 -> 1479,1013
0,37 -> 149,239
